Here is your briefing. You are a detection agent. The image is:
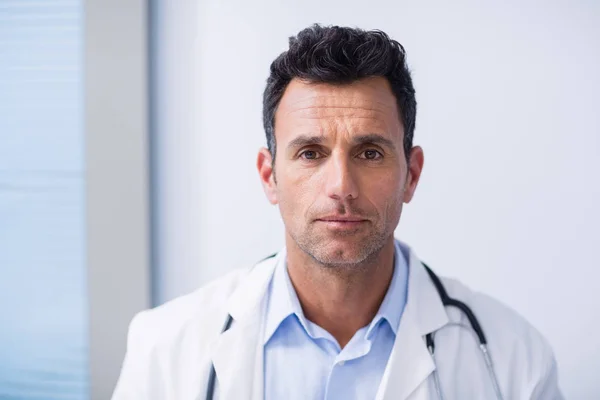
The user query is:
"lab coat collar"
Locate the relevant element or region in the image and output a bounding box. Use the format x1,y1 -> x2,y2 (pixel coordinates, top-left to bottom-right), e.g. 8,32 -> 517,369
377,241 -> 449,400
210,252 -> 280,400
211,241 -> 449,400
226,250 -> 283,324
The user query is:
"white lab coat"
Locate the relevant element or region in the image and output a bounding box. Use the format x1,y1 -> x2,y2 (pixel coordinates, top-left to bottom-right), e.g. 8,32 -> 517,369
112,241 -> 563,400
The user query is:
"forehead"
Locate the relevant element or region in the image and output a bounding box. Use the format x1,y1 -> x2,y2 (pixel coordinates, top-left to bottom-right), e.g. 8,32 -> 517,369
275,77 -> 402,135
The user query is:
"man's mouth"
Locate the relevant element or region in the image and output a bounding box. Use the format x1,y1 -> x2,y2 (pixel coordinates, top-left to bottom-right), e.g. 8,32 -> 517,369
315,216 -> 368,230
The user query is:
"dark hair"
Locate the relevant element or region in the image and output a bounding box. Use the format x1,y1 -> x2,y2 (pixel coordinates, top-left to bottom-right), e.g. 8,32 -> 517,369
263,24 -> 417,162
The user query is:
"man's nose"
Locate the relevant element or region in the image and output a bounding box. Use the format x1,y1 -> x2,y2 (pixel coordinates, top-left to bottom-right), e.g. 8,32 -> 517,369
324,154 -> 359,201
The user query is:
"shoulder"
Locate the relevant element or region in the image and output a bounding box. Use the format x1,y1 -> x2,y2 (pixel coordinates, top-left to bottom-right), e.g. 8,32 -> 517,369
440,276 -> 562,398
441,277 -> 546,346
112,267 -> 253,398
127,267 -> 250,347
441,277 -> 537,338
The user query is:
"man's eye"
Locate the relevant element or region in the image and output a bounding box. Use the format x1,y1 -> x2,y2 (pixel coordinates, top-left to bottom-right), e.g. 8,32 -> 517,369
300,150 -> 320,160
359,149 -> 383,160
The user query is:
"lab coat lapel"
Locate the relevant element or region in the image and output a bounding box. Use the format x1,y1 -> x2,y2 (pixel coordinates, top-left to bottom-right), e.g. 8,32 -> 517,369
377,244 -> 449,400
210,317 -> 263,400
210,253 -> 280,400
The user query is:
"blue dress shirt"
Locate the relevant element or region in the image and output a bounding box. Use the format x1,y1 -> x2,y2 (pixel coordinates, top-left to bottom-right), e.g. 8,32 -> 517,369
263,242 -> 409,400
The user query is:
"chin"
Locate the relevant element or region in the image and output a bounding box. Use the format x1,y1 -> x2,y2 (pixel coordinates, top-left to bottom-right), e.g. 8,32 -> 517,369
291,226 -> 387,266
310,241 -> 373,266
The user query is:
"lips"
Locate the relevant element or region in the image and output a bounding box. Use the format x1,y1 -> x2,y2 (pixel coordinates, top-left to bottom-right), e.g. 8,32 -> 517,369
317,216 -> 366,222
315,216 -> 368,230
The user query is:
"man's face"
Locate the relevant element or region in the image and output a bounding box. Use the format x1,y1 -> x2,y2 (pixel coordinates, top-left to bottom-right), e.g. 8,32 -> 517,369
258,77 -> 423,266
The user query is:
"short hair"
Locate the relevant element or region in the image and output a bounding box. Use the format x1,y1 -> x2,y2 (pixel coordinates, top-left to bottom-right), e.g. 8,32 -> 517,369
262,24 -> 417,162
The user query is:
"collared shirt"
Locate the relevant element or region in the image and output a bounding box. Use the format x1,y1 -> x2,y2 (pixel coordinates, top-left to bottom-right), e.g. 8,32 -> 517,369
263,242 -> 409,400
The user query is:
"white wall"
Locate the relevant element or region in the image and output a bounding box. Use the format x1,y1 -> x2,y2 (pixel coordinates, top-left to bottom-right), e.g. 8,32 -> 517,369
152,1 -> 600,397
86,1 -> 151,398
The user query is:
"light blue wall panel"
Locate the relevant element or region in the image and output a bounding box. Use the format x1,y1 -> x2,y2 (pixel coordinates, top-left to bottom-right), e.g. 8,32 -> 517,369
0,1 -> 88,399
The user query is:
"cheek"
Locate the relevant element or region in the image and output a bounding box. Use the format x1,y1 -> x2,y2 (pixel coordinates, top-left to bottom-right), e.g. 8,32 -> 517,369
277,172 -> 317,218
365,172 -> 405,214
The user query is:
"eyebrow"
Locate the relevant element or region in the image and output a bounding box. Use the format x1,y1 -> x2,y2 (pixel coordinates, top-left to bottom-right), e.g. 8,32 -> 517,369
353,134 -> 396,150
286,135 -> 326,150
286,134 -> 397,151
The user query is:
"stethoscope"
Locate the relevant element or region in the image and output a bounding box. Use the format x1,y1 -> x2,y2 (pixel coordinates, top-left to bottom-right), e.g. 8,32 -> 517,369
422,263 -> 504,400
205,260 -> 504,400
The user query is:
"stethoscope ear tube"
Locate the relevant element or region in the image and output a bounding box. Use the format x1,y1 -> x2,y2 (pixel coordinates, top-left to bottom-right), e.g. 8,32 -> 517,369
423,263 -> 503,400
422,263 -> 487,345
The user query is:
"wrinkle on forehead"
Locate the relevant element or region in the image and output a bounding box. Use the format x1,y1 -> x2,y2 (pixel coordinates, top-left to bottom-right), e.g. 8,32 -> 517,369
275,77 -> 402,138
278,77 -> 399,116
283,96 -> 395,114
284,103 -> 395,120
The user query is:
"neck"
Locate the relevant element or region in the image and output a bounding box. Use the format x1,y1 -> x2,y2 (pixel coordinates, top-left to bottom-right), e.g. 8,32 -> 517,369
285,235 -> 396,348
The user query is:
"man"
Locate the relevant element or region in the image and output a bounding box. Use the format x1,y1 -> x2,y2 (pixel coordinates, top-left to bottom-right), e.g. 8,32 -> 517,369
113,24 -> 562,399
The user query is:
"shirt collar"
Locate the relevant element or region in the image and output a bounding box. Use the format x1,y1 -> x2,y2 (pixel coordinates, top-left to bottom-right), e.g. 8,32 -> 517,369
365,240 -> 409,338
263,240 -> 409,345
263,247 -> 295,345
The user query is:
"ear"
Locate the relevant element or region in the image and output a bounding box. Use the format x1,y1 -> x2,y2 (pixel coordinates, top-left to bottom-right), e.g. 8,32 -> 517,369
403,146 -> 424,204
257,147 -> 278,205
